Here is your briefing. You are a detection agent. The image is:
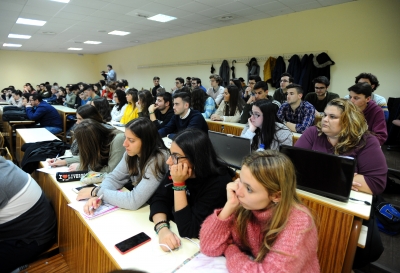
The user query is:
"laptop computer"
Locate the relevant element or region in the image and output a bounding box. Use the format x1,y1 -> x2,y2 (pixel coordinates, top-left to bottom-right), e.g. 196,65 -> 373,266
208,131 -> 251,169
279,145 -> 356,202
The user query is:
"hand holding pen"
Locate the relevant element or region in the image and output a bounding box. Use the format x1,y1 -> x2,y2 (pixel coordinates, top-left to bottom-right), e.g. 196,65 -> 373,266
84,194 -> 104,215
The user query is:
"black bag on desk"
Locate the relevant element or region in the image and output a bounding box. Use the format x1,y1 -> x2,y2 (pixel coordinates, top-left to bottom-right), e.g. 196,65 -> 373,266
21,140 -> 71,173
2,107 -> 28,121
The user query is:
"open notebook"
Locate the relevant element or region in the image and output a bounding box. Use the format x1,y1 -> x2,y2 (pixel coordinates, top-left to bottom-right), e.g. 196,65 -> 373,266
68,200 -> 119,220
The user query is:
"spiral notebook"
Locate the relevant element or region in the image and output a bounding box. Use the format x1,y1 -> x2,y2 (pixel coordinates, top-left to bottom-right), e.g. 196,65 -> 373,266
68,200 -> 119,220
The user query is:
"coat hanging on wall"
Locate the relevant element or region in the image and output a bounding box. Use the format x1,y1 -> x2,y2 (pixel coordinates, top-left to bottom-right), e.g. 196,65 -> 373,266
219,60 -> 230,87
247,57 -> 260,80
231,60 -> 237,79
211,64 -> 215,74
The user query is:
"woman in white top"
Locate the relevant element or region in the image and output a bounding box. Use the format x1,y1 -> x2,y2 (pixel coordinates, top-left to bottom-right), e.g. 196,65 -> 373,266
8,90 -> 23,107
241,99 -> 293,150
211,85 -> 245,123
111,89 -> 128,122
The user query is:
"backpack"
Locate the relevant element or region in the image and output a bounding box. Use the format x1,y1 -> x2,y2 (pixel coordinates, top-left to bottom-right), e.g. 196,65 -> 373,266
2,108 -> 29,121
375,195 -> 400,235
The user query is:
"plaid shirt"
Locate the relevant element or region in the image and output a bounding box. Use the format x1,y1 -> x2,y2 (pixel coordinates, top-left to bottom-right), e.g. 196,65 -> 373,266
277,101 -> 315,133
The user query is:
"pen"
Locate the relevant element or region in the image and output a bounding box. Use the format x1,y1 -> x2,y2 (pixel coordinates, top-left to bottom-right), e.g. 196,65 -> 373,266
89,194 -> 104,211
349,197 -> 371,206
54,153 -> 60,162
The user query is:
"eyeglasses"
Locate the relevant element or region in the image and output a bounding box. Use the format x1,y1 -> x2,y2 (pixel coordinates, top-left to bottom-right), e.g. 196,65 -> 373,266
315,87 -> 326,90
249,111 -> 262,118
280,80 -> 289,83
175,82 -> 181,84
170,153 -> 187,165
248,82 -> 255,85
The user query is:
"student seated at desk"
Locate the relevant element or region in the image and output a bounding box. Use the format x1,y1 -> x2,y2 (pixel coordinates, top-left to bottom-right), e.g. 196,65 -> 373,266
91,97 -> 111,122
241,99 -> 292,151
210,85 -> 245,123
295,98 -> 387,195
111,90 -> 128,122
158,92 -> 208,139
66,119 -> 125,172
48,105 -> 113,168
0,157 -> 56,273
191,87 -> 216,119
137,90 -> 154,118
77,118 -> 168,213
199,150 -> 319,273
120,88 -> 139,125
24,93 -> 63,134
149,129 -> 234,251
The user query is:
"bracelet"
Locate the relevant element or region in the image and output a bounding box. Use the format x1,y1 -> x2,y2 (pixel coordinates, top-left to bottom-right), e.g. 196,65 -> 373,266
172,185 -> 187,191
156,223 -> 169,234
173,182 -> 186,186
91,187 -> 97,197
154,220 -> 169,232
149,112 -> 154,115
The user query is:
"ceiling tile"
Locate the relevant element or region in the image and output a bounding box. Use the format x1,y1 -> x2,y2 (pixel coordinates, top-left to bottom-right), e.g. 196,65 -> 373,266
255,1 -> 288,12
196,8 -> 229,18
62,4 -> 97,15
216,2 -> 250,13
245,13 -> 271,21
290,2 -> 322,12
139,2 -> 175,14
111,0 -> 148,8
0,1 -> 26,12
153,0 -> 193,8
279,0 -> 318,5
195,0 -> 234,6
232,7 -> 263,17
56,11 -> 88,21
178,2 -> 213,12
318,0 -> 352,7
69,0 -> 109,9
238,0 -> 276,5
266,7 -> 294,16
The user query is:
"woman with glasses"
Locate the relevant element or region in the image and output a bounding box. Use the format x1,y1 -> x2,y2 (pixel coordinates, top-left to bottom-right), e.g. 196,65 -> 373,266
111,90 -> 128,122
77,118 -> 169,214
295,98 -> 387,195
241,99 -> 292,151
149,128 -> 234,251
200,150 -> 319,272
210,85 -> 245,123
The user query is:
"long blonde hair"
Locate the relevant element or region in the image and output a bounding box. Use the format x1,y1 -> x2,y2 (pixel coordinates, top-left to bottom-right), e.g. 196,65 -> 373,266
236,150 -> 303,262
316,98 -> 368,155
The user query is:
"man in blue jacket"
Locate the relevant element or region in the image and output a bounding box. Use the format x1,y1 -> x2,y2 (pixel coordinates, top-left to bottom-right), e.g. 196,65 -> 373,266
25,94 -> 63,134
158,92 -> 208,139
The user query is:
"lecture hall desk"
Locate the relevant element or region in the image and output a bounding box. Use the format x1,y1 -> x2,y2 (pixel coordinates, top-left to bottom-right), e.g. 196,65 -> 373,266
18,125 -> 372,273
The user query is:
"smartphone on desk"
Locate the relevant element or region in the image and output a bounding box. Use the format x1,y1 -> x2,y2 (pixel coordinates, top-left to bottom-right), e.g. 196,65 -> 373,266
115,232 -> 151,254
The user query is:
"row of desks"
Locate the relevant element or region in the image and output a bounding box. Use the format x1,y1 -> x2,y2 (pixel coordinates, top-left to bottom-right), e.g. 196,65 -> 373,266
18,120 -> 372,272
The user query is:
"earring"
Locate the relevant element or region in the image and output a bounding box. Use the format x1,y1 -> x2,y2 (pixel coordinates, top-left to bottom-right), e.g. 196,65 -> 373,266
273,201 -> 278,205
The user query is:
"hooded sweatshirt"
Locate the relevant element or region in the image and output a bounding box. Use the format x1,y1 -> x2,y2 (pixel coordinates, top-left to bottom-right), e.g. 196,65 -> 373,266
363,100 -> 387,145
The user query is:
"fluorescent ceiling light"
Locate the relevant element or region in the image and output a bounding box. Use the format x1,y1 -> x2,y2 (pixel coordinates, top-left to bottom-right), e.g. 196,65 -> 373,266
16,18 -> 46,26
68,47 -> 82,50
108,30 -> 130,36
8,34 -> 31,39
147,14 -> 177,23
84,41 -> 102,44
3,43 -> 22,47
51,0 -> 70,3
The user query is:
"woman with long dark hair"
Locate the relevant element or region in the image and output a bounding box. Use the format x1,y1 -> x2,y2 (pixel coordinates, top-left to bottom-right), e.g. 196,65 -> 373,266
191,87 -> 216,119
200,150 -> 319,272
211,85 -> 244,122
111,90 -> 128,122
91,97 -> 111,122
241,99 -> 292,151
149,128 -> 234,251
78,118 -> 169,213
137,90 -> 154,118
120,88 -> 139,124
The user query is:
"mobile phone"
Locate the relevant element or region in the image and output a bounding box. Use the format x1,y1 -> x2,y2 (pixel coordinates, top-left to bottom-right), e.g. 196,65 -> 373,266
115,232 -> 151,254
72,185 -> 93,193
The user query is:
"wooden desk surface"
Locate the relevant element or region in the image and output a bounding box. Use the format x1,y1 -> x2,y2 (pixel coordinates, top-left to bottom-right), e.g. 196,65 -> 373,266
41,162 -> 200,272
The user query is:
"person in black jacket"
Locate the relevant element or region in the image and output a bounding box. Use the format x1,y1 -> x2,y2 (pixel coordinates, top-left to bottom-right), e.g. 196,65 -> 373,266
272,73 -> 294,104
148,91 -> 173,129
149,128 -> 234,251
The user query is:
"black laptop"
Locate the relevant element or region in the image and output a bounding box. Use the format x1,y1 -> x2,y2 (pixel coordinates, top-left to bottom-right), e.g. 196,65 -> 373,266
279,145 -> 356,202
208,131 -> 251,169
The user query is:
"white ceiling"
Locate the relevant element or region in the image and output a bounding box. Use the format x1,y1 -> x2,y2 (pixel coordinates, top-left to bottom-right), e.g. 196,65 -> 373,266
0,0 -> 354,54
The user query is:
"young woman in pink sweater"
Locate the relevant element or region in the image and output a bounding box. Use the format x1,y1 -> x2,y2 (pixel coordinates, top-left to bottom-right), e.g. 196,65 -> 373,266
200,150 -> 320,273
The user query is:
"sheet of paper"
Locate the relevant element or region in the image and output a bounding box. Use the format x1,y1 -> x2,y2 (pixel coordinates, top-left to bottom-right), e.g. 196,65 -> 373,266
172,252 -> 228,273
37,166 -> 69,175
68,200 -> 119,220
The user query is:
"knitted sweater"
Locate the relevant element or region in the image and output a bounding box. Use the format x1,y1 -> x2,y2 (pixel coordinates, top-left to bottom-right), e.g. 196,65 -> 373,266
215,101 -> 242,123
200,206 -> 320,273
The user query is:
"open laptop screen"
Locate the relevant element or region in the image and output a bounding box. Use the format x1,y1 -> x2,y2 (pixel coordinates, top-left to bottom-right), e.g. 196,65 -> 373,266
279,145 -> 356,202
208,131 -> 251,169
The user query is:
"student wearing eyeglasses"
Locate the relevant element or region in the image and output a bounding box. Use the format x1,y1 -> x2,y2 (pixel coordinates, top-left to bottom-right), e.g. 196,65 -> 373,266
304,76 -> 339,118
149,129 -> 234,251
272,73 -> 294,104
241,99 -> 292,151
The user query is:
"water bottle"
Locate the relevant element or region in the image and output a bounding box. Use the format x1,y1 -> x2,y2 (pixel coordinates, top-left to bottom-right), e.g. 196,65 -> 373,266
256,144 -> 265,152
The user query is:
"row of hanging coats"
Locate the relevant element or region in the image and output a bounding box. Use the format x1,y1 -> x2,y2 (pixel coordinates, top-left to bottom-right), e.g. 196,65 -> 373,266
264,53 -> 335,98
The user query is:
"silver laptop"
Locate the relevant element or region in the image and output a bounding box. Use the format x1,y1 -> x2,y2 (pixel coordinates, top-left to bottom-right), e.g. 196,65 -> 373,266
208,131 -> 252,169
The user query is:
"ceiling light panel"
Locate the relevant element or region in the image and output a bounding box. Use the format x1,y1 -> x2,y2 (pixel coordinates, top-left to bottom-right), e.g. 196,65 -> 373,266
108,30 -> 130,36
8,34 -> 31,39
16,18 -> 46,26
3,43 -> 22,47
68,47 -> 83,50
84,41 -> 102,44
147,14 -> 177,23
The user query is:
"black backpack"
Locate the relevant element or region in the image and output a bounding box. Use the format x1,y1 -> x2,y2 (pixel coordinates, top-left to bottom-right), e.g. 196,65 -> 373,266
2,106 -> 29,121
375,195 -> 400,235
